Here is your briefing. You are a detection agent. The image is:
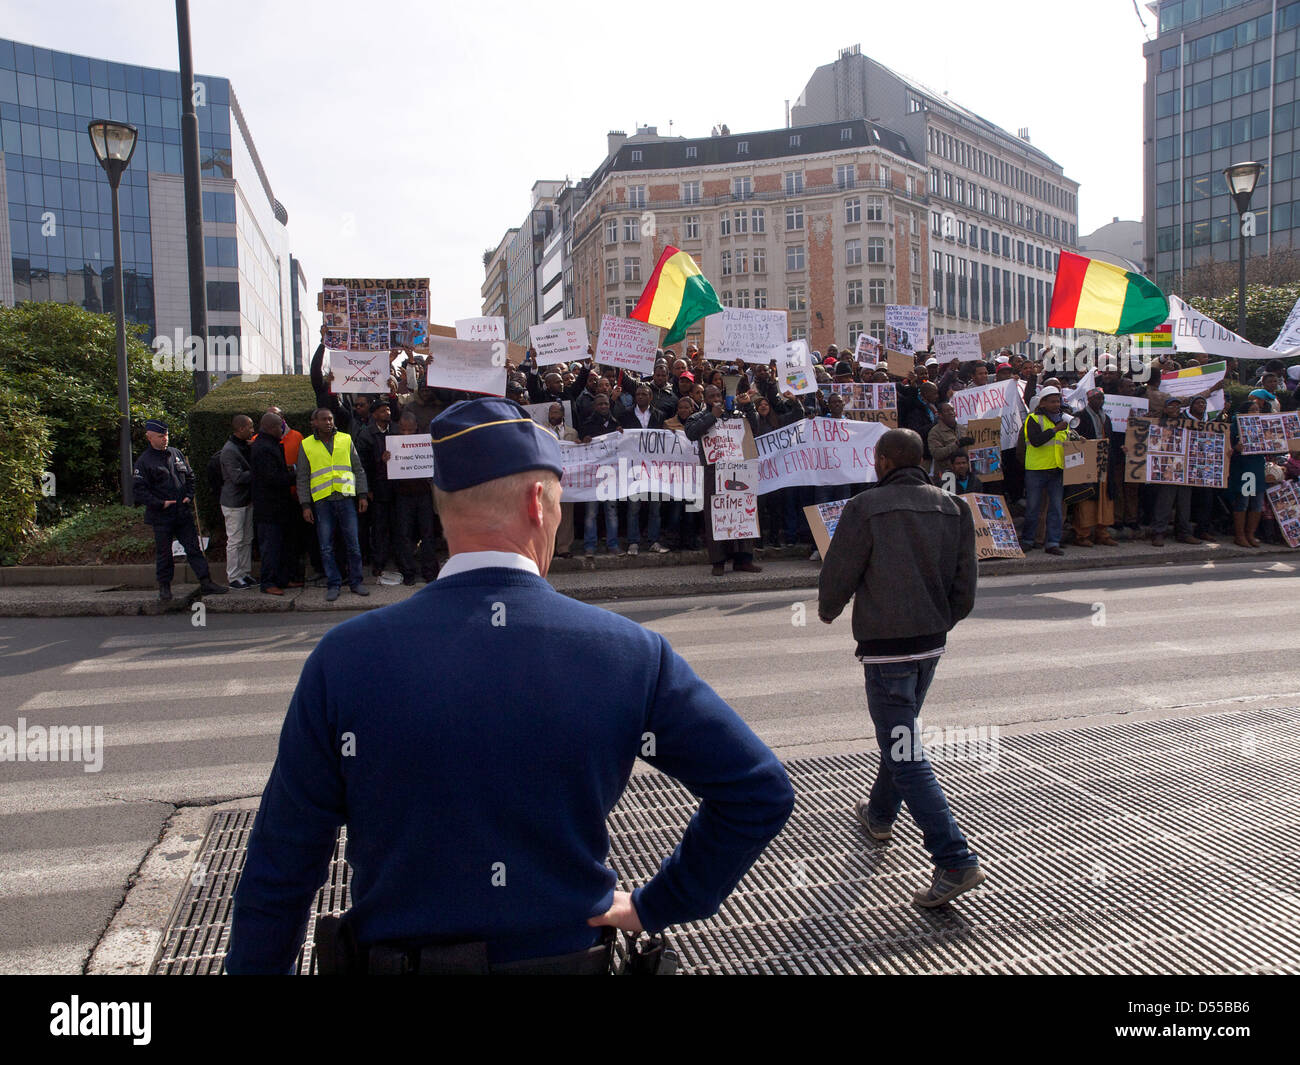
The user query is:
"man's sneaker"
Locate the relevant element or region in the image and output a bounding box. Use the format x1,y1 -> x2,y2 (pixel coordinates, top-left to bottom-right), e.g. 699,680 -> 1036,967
157,582 -> 172,602
628,543 -> 639,556
325,587 -> 340,602
852,799 -> 893,842
913,865 -> 987,909
198,578 -> 228,596
650,541 -> 669,553
349,583 -> 370,596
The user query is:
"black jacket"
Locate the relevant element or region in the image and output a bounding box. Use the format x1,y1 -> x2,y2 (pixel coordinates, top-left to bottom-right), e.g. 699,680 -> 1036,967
618,406 -> 665,431
356,422 -> 394,502
250,435 -> 297,524
132,446 -> 196,525
577,413 -> 622,441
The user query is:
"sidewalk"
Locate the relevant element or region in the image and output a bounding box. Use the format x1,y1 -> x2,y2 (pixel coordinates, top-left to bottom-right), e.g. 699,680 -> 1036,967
0,536 -> 1293,617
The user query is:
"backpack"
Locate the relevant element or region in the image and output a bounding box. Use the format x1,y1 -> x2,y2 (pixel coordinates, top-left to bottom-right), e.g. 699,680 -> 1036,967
206,450 -> 224,498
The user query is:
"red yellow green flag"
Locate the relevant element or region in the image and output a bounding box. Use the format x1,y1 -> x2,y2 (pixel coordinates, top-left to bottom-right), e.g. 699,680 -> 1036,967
630,245 -> 723,345
1048,251 -> 1169,335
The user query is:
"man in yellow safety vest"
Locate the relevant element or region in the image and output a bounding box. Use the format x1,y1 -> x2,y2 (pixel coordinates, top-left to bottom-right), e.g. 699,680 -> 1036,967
296,407 -> 371,602
1019,386 -> 1070,556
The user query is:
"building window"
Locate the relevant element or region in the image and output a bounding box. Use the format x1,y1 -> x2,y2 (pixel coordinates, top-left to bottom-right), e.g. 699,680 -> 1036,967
625,297 -> 636,316
606,259 -> 619,284
628,185 -> 646,208
720,213 -> 731,237
686,146 -> 697,159
786,245 -> 806,270
836,164 -> 856,189
929,167 -> 940,194
866,197 -> 884,222
848,321 -> 864,341
734,208 -> 749,233
845,198 -> 861,224
942,173 -> 952,199
751,207 -> 765,233
721,251 -> 732,276
789,134 -> 802,148
623,216 -> 640,241
754,288 -> 768,308
841,127 -> 853,141
737,141 -> 749,155
752,247 -> 766,273
786,204 -> 805,230
631,150 -> 642,162
880,165 -> 891,187
871,319 -> 885,338
869,279 -> 886,304
910,214 -> 919,236
682,180 -> 701,204
735,249 -> 748,274
911,247 -> 921,274
733,177 -> 753,199
605,218 -> 619,244
624,257 -> 641,283
608,298 -> 621,317
785,171 -> 804,194
788,285 -> 806,311
847,279 -> 864,305
684,215 -> 700,239
791,325 -> 807,341
721,290 -> 732,306
867,237 -> 885,264
736,288 -> 751,308
846,238 -> 862,266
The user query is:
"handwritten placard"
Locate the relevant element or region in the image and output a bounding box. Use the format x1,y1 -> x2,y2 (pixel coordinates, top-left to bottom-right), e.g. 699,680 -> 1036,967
528,319 -> 590,366
594,315 -> 660,374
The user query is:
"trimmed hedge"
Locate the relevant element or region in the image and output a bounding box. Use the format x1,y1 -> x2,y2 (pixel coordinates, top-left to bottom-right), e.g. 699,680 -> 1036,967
188,375 -> 317,538
0,385 -> 53,563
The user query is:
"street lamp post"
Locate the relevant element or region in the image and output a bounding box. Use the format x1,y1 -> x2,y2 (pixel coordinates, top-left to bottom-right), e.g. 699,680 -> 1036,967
1223,160 -> 1265,336
88,119 -> 139,506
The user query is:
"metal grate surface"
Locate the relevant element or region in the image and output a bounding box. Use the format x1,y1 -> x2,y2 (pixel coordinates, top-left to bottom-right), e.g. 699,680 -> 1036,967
155,707 -> 1300,974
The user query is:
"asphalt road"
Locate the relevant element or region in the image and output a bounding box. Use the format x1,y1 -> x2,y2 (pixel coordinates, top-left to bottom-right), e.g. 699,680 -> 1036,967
0,555 -> 1296,973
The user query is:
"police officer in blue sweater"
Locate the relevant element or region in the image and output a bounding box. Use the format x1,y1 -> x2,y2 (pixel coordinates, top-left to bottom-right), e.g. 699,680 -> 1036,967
226,397 -> 794,974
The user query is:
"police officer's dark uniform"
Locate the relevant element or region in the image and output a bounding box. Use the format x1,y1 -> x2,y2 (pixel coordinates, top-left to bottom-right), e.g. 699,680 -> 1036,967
225,398 -> 794,975
132,419 -> 227,601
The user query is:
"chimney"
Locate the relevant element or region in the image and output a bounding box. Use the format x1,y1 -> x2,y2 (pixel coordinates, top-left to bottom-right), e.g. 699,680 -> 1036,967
785,99 -> 790,128
607,130 -> 627,156
1017,127 -> 1031,142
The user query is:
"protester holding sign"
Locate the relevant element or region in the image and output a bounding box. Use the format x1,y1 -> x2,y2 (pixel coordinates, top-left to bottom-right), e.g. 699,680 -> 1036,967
1020,387 -> 1070,555
1229,398 -> 1268,547
1071,389 -> 1118,547
686,385 -> 762,576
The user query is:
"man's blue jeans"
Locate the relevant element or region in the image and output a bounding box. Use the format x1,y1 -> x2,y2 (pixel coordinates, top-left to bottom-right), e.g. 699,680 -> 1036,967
626,498 -> 660,545
863,659 -> 978,869
1021,468 -> 1064,548
584,500 -> 619,553
314,496 -> 364,589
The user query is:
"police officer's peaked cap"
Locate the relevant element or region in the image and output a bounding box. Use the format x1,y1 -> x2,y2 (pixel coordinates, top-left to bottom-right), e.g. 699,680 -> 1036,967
144,419 -> 168,433
429,397 -> 563,492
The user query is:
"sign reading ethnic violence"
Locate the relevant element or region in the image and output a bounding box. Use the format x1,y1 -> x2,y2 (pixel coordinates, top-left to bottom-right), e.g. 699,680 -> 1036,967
1124,415 -> 1229,489
386,434 -> 434,480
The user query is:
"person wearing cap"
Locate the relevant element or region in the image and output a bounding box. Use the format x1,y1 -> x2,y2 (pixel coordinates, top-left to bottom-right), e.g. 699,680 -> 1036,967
1071,388 -> 1118,547
297,407 -> 370,602
226,397 -> 794,974
132,420 -> 228,601
1020,386 -> 1070,555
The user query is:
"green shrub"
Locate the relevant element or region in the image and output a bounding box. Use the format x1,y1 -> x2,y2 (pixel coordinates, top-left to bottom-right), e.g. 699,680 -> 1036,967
0,386 -> 53,563
188,375 -> 317,536
18,502 -> 155,565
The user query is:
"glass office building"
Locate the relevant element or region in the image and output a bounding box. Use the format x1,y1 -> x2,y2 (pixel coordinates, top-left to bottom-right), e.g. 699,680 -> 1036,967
0,37 -> 299,375
1145,0 -> 1300,291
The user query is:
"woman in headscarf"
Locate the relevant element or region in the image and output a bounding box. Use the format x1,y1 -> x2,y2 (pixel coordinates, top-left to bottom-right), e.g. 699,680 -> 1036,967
1229,397 -> 1267,547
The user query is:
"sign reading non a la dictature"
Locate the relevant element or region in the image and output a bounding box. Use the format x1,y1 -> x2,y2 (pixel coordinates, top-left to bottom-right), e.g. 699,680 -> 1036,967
753,417 -> 887,492
320,277 -> 430,354
1124,415 -> 1229,489
933,332 -> 983,362
960,493 -> 1024,559
594,315 -> 660,375
424,336 -> 507,396
1236,412 -> 1300,455
558,429 -> 700,503
963,417 -> 1003,481
885,305 -> 929,358
776,340 -> 818,395
703,308 -> 788,361
1266,479 -> 1300,547
528,319 -> 590,366
386,433 -> 434,480
822,383 -> 898,427
952,378 -> 1027,452
454,316 -> 506,343
711,460 -> 760,541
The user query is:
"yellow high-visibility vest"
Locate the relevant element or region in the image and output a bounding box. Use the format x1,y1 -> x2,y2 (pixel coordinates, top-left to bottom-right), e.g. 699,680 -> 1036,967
300,432 -> 356,501
1023,414 -> 1067,471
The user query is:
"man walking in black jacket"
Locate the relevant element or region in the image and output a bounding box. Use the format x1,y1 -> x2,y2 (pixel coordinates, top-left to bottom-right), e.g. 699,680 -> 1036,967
818,428 -> 986,908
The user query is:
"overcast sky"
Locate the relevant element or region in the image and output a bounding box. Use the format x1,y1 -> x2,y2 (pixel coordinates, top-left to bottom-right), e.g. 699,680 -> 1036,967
5,0 -> 1153,323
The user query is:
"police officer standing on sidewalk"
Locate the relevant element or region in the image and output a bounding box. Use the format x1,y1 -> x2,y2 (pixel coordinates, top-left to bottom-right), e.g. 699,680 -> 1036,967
132,419 -> 228,601
226,397 -> 794,975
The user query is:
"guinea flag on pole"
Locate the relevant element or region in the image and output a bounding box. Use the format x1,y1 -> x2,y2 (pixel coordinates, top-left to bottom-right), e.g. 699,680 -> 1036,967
1047,250 -> 1169,335
630,245 -> 724,345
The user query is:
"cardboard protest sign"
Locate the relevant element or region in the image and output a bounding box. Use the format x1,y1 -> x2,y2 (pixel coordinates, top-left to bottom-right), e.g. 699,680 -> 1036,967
854,334 -> 883,366
964,417 -> 1003,482
933,332 -> 983,363
775,340 -> 818,395
952,379 -> 1027,451
319,278 -> 430,353
886,350 -> 915,379
1124,416 -> 1228,489
1103,395 -> 1147,432
1063,439 -> 1101,486
524,400 -> 574,433
424,336 -> 507,396
754,418 -> 887,492
711,460 -> 760,541
559,429 -> 700,503
386,433 -> 434,480
978,320 -> 1029,353
822,383 -> 898,427
701,418 -> 756,463
703,308 -> 788,361
803,498 -> 852,558
594,315 -> 659,375
885,305 -> 928,357
960,493 -> 1024,559
330,349 -> 391,391
1236,413 -> 1298,455
1266,480 -> 1300,547
528,319 -> 589,366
